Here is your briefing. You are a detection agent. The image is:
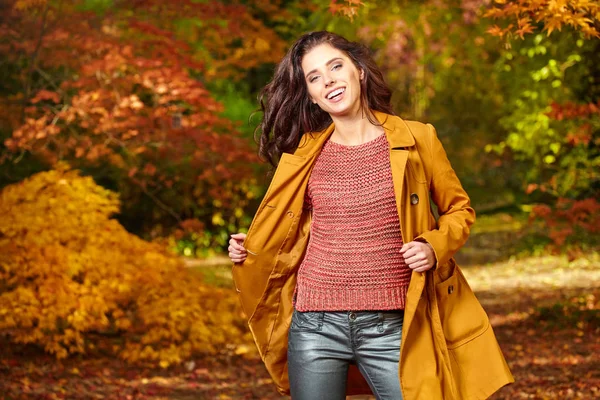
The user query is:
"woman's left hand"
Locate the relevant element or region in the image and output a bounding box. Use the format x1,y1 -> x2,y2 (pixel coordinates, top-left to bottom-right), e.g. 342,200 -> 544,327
400,241 -> 436,272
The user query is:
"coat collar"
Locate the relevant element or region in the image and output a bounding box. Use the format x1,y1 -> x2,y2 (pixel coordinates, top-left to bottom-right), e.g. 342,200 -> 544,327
293,110 -> 416,158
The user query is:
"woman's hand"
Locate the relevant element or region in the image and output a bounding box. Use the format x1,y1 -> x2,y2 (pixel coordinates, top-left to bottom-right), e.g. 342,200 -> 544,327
228,233 -> 247,263
400,241 -> 436,273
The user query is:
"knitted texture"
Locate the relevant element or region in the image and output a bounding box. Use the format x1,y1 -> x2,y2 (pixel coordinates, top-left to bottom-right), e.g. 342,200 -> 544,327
294,133 -> 411,312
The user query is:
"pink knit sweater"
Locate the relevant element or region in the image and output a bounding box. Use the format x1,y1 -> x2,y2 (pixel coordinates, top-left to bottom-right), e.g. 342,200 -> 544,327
294,133 -> 411,312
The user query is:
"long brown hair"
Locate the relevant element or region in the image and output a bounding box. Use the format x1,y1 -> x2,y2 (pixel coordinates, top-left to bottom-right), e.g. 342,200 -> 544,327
255,31 -> 394,167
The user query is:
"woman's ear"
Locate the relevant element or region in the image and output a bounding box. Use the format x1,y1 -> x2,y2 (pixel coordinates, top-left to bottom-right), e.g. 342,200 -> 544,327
360,69 -> 365,81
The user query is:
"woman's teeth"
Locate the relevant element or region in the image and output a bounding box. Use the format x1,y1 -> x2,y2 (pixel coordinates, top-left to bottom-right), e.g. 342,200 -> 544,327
327,88 -> 345,99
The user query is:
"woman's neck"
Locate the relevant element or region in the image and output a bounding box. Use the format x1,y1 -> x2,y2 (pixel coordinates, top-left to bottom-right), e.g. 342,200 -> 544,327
329,109 -> 384,146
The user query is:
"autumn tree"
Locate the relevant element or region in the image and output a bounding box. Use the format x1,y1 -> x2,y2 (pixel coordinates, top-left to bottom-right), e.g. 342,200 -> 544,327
0,165 -> 250,365
329,0 -> 599,250
483,0 -> 600,249
0,0 -> 304,247
484,0 -> 600,40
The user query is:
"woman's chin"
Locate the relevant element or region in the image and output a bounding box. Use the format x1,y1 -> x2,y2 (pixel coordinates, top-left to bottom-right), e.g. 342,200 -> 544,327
327,104 -> 361,118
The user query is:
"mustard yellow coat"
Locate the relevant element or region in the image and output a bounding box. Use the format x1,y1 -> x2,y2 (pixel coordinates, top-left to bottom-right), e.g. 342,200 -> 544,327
232,111 -> 514,399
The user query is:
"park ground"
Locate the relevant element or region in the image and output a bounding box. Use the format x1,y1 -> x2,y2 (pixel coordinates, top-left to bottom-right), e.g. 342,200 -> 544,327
1,214 -> 599,399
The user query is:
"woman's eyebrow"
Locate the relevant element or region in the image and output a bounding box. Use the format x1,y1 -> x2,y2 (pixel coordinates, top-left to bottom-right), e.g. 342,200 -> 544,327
305,57 -> 344,78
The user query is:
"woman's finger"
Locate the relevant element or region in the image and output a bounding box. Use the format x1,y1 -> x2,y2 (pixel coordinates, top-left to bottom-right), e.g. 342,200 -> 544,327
228,244 -> 247,255
229,246 -> 246,255
399,241 -> 417,253
229,238 -> 246,251
413,263 -> 434,273
230,232 -> 247,241
407,259 -> 429,270
404,251 -> 427,264
229,252 -> 247,263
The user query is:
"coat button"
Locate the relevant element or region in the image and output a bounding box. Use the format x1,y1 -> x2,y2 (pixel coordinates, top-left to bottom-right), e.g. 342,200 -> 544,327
448,285 -> 454,294
286,210 -> 294,218
410,193 -> 419,205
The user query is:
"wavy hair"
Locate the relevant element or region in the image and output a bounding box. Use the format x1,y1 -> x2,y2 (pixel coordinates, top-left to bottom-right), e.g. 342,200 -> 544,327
255,31 -> 394,167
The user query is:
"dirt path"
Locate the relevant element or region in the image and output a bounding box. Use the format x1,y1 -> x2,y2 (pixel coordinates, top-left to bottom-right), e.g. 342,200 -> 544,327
469,255 -> 600,399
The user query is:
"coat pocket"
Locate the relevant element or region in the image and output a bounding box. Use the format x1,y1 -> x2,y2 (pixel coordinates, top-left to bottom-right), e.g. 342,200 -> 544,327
435,267 -> 490,349
232,252 -> 272,319
289,310 -> 325,332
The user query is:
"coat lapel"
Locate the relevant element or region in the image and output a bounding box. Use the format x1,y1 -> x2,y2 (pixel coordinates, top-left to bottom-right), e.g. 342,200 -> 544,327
258,121 -> 336,204
292,110 -> 416,157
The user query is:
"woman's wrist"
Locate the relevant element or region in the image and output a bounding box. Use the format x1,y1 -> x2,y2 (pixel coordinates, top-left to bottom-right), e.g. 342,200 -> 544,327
424,242 -> 437,270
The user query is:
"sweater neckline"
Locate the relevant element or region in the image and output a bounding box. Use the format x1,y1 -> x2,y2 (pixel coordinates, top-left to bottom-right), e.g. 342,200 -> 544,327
326,132 -> 386,150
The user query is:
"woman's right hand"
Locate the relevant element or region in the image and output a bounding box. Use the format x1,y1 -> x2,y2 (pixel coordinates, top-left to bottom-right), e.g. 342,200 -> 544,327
228,233 -> 247,263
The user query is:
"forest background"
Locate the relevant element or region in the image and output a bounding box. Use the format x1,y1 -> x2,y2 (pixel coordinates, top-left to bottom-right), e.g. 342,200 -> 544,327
0,0 -> 599,399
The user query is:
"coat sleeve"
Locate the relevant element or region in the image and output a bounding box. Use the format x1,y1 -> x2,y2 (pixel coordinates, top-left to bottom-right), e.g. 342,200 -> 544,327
415,123 -> 476,279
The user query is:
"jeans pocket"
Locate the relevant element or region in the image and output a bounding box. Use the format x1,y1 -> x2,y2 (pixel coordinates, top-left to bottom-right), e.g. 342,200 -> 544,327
380,311 -> 404,334
290,310 -> 325,332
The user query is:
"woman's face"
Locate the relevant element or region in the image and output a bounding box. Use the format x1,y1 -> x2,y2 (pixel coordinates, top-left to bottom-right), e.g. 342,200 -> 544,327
301,43 -> 364,117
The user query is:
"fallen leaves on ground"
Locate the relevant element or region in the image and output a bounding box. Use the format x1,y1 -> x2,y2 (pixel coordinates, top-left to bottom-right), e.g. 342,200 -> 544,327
1,254 -> 598,399
0,343 -> 278,399
468,254 -> 600,400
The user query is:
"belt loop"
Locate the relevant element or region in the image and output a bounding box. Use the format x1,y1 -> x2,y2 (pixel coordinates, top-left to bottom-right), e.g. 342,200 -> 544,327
377,312 -> 384,332
317,312 -> 325,329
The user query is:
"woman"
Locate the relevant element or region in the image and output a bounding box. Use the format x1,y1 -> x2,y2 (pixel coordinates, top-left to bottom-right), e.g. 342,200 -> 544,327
228,31 -> 513,400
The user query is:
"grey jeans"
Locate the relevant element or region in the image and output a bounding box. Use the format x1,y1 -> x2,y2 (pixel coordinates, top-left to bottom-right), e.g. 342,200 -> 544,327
287,309 -> 404,400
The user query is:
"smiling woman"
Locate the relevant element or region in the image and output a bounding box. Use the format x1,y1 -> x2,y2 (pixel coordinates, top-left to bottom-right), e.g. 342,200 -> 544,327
228,31 -> 513,400
253,32 -> 394,167
303,47 -> 364,123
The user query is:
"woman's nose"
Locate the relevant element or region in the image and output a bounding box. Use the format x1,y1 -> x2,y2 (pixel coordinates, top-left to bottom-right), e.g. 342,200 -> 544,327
324,76 -> 336,87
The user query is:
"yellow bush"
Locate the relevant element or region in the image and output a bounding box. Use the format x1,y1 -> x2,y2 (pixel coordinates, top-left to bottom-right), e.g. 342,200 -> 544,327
0,165 -> 247,365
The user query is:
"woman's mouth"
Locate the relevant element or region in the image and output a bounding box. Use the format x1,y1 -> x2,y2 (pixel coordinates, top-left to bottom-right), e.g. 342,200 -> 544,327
326,87 -> 346,102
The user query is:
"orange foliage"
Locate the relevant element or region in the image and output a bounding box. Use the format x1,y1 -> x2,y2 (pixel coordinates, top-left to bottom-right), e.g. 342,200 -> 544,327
485,0 -> 600,39
548,100 -> 600,121
2,7 -> 256,175
531,198 -> 600,249
1,0 -> 265,233
119,0 -> 289,80
548,100 -> 599,146
329,0 -> 365,20
0,166 -> 247,365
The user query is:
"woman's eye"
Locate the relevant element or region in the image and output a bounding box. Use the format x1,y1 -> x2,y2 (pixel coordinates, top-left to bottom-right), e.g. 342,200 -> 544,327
332,64 -> 342,70
309,76 -> 319,83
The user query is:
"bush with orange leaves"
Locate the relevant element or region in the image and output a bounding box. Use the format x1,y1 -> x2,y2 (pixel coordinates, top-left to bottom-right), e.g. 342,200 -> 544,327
531,197 -> 600,255
0,165 -> 247,366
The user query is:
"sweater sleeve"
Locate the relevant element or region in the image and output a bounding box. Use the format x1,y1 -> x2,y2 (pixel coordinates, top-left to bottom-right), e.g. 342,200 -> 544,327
415,124 -> 476,280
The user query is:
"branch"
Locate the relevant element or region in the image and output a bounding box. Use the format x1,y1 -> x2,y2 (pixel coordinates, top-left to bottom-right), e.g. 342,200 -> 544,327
136,181 -> 182,223
20,1 -> 51,124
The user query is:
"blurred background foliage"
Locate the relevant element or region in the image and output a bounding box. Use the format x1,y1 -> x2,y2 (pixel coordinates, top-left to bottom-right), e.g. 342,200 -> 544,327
0,0 -> 598,366
0,0 -> 598,255
0,165 -> 250,365
0,0 -> 600,257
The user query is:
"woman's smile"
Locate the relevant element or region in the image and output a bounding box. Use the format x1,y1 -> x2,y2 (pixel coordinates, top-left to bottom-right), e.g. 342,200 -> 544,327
302,43 -> 363,116
326,87 -> 346,102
